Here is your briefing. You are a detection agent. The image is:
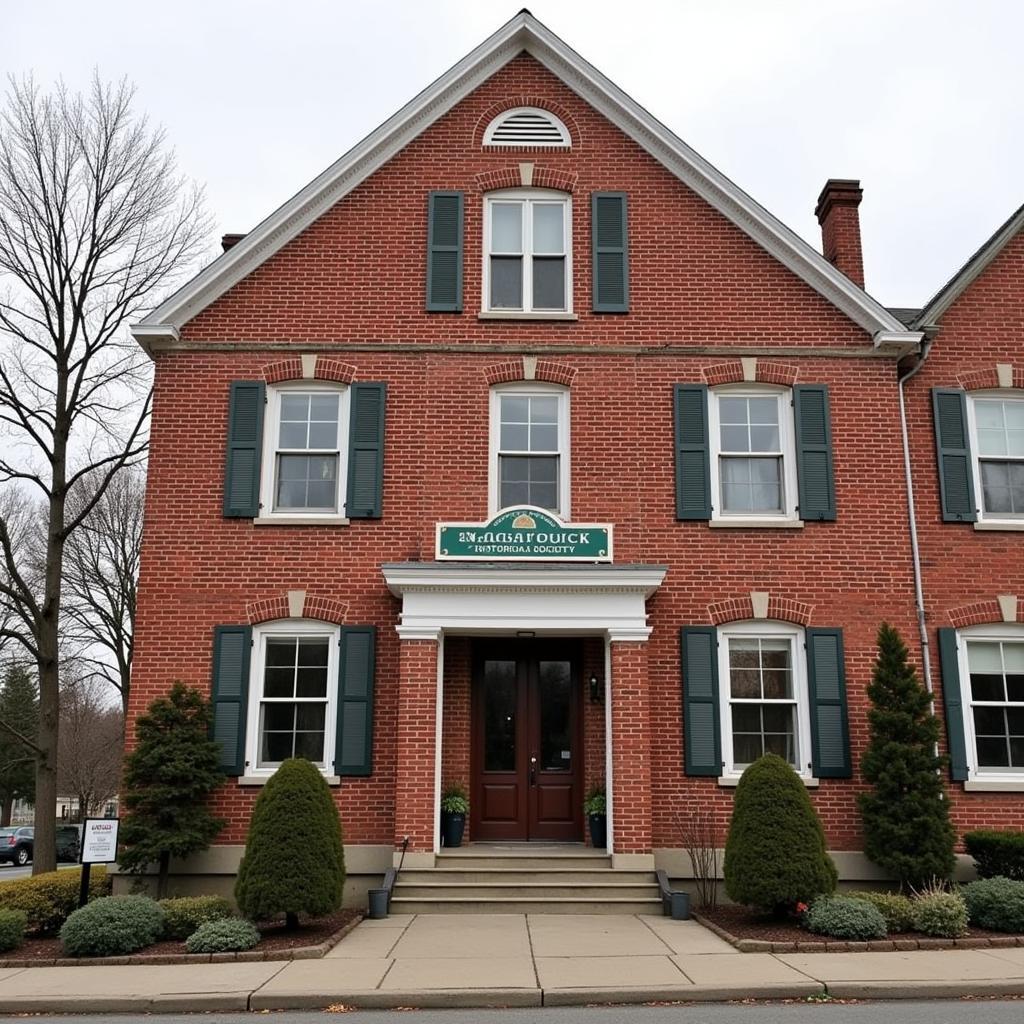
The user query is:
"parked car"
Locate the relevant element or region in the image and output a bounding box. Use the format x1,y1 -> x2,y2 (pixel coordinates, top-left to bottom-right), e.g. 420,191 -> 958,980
56,825 -> 81,863
0,827 -> 33,866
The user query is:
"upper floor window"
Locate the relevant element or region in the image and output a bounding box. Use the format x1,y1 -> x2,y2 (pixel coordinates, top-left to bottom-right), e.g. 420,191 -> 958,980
484,190 -> 571,314
259,384 -> 350,520
709,386 -> 798,522
489,383 -> 570,516
483,107 -> 571,148
970,395 -> 1024,521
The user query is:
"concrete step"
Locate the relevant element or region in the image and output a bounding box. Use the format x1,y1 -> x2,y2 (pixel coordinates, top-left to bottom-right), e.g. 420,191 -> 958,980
394,882 -> 660,899
433,854 -> 612,870
390,896 -> 663,915
400,869 -> 654,885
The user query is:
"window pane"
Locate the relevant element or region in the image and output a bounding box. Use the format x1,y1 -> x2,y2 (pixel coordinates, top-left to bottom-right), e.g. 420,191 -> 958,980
1006,706 -> 1024,733
263,704 -> 295,731
295,704 -> 326,731
263,667 -> 294,699
749,425 -> 781,452
981,462 -> 1016,514
532,257 -> 565,309
533,204 -> 564,254
969,642 -> 1004,674
500,455 -> 559,511
484,660 -> 517,771
977,736 -> 1010,768
294,732 -> 325,762
718,397 -> 748,424
491,203 -> 522,251
306,479 -> 337,509
266,639 -> 296,668
731,705 -> 761,732
974,706 -> 1006,736
1010,738 -> 1024,768
732,733 -> 762,767
309,394 -> 339,421
539,660 -> 572,770
501,395 -> 529,422
764,731 -> 796,764
490,256 -> 523,308
720,425 -> 749,452
721,457 -> 783,513
279,422 -> 308,448
730,670 -> 760,699
307,422 -> 338,449
501,423 -> 529,450
762,704 -> 794,733
1004,644 -> 1024,674
260,730 -> 293,764
530,423 -> 558,452
531,397 -> 559,422
299,639 -> 329,666
276,454 -> 338,511
280,394 -> 309,421
296,667 -> 328,698
748,397 -> 779,424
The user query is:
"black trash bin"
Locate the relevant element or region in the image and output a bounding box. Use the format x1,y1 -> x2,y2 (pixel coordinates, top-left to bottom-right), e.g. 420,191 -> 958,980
367,888 -> 389,919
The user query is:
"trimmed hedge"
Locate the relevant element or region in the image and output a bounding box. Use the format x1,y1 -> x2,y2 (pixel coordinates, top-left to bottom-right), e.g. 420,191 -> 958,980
0,866 -> 110,934
185,917 -> 261,954
804,896 -> 888,940
159,895 -> 235,940
963,877 -> 1024,933
0,908 -> 27,952
60,895 -> 165,957
913,891 -> 968,938
846,890 -> 916,933
964,830 -> 1024,881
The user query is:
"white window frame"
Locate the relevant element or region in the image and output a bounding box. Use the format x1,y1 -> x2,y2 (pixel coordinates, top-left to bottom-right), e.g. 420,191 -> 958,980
481,189 -> 573,314
966,390 -> 1024,524
957,623 -> 1024,783
717,620 -> 813,781
709,385 -> 798,523
482,107 -> 572,148
244,619 -> 339,780
258,382 -> 350,523
488,382 -> 571,517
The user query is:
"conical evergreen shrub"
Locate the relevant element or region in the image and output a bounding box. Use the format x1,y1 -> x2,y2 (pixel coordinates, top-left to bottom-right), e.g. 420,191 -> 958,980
724,754 -> 837,913
235,758 -> 345,928
858,623 -> 955,887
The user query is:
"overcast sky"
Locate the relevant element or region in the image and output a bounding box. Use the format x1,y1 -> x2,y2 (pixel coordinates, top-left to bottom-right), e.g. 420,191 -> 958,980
4,0 -> 1021,309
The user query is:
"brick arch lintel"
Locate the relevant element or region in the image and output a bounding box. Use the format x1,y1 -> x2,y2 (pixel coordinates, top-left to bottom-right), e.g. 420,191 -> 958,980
472,96 -> 581,149
246,591 -> 349,626
260,356 -> 357,385
955,364 -> 1024,391
947,596 -> 1021,628
708,594 -> 813,627
702,359 -> 800,387
483,358 -> 578,387
474,166 -> 578,194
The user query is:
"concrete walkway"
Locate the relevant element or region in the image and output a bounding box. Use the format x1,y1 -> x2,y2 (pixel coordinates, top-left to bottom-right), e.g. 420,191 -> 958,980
2,914 -> 1024,1010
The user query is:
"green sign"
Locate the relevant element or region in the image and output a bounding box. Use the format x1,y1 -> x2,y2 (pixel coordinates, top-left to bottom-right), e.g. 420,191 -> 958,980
436,507 -> 613,562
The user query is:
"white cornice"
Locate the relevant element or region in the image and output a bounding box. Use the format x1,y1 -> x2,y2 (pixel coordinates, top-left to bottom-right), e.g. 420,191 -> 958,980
130,11 -> 910,345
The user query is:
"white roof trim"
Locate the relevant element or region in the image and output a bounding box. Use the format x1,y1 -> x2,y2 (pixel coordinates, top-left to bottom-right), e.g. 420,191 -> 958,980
131,11 -> 917,349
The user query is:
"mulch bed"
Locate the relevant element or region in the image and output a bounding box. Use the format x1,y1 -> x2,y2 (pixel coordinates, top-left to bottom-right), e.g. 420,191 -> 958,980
698,904 -> 1024,953
0,908 -> 362,966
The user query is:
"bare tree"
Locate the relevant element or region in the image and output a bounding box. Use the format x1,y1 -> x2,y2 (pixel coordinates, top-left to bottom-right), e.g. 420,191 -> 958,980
0,73 -> 207,871
62,467 -> 144,717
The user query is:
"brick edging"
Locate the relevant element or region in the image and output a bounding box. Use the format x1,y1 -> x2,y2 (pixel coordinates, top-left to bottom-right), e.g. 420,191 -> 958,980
1,912 -> 364,969
692,912 -> 1024,953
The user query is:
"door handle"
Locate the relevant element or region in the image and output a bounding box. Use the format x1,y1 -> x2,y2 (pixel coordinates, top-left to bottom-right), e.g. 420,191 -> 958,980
530,755 -> 537,786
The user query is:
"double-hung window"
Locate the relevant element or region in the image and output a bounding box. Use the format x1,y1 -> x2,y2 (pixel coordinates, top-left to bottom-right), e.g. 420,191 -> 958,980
970,395 -> 1024,521
260,385 -> 350,520
961,630 -> 1024,775
490,384 -> 570,515
484,190 -> 571,313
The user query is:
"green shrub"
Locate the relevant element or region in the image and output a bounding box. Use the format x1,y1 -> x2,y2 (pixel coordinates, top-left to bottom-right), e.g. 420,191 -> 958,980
964,831 -> 1024,881
441,782 -> 469,815
185,917 -> 261,954
913,891 -> 968,937
0,908 -> 27,952
723,754 -> 837,913
159,895 -> 235,940
60,895 -> 165,957
963,877 -> 1024,933
804,896 -> 888,940
0,866 -> 110,934
235,758 -> 345,928
846,890 -> 916,932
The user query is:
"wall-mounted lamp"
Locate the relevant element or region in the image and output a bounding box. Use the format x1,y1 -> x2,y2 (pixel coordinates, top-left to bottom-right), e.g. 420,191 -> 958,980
589,672 -> 604,704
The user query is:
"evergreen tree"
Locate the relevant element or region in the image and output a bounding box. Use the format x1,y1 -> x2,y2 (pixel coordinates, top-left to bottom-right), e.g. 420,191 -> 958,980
724,753 -> 837,914
119,683 -> 225,897
858,623 -> 956,887
235,758 -> 345,929
0,665 -> 39,826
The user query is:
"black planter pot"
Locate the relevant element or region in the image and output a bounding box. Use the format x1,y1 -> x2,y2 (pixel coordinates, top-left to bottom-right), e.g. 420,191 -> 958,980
588,813 -> 607,849
441,811 -> 466,848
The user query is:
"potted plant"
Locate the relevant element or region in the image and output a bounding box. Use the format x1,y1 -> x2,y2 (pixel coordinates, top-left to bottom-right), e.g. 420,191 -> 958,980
584,785 -> 607,849
440,783 -> 469,848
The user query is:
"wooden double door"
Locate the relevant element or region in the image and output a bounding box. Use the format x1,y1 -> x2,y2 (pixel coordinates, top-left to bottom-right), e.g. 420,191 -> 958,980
471,640 -> 583,842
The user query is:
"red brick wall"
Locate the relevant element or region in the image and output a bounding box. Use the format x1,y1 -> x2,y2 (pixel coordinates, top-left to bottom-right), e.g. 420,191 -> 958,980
440,637 -> 472,843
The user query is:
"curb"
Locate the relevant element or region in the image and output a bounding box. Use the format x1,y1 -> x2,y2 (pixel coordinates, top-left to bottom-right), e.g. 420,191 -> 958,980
825,980 -> 1024,1000
250,988 -> 544,1010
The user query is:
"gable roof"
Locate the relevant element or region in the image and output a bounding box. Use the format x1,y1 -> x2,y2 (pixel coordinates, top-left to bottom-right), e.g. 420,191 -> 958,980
131,10 -> 919,352
914,202 -> 1024,329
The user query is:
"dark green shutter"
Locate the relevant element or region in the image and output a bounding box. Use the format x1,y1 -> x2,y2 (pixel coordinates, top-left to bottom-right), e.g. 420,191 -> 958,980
938,627 -> 970,781
932,389 -> 977,522
674,384 -> 712,520
335,626 -> 376,776
805,628 -> 851,778
426,191 -> 463,311
223,382 -> 265,517
211,626 -> 251,776
346,383 -> 386,519
681,627 -> 721,776
592,192 -> 628,312
794,385 -> 836,521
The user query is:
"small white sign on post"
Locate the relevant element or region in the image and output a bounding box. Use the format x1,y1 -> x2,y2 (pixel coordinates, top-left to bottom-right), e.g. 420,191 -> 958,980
81,818 -> 119,864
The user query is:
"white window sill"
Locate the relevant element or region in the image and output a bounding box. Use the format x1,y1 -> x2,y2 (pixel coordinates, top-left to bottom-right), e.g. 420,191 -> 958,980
718,775 -> 819,788
709,518 -> 804,529
253,516 -> 350,526
963,778 -> 1024,792
238,774 -> 341,787
478,311 -> 578,321
973,521 -> 1024,532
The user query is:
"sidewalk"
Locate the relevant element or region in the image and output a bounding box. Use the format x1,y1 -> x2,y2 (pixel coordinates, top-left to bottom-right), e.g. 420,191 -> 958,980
2,914 -> 1024,1011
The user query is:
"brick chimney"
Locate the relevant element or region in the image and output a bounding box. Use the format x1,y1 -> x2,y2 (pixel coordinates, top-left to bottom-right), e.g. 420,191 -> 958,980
814,179 -> 864,288
221,232 -> 246,252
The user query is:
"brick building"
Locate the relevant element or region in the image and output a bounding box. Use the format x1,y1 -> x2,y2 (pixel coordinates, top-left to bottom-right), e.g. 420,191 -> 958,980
127,12 -> 1021,903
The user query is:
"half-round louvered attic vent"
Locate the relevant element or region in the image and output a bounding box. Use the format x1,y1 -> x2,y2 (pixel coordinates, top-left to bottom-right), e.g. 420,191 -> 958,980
483,107 -> 571,148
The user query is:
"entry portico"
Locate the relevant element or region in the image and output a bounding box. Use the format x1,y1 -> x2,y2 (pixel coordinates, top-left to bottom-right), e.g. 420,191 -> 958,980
382,563 -> 667,869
